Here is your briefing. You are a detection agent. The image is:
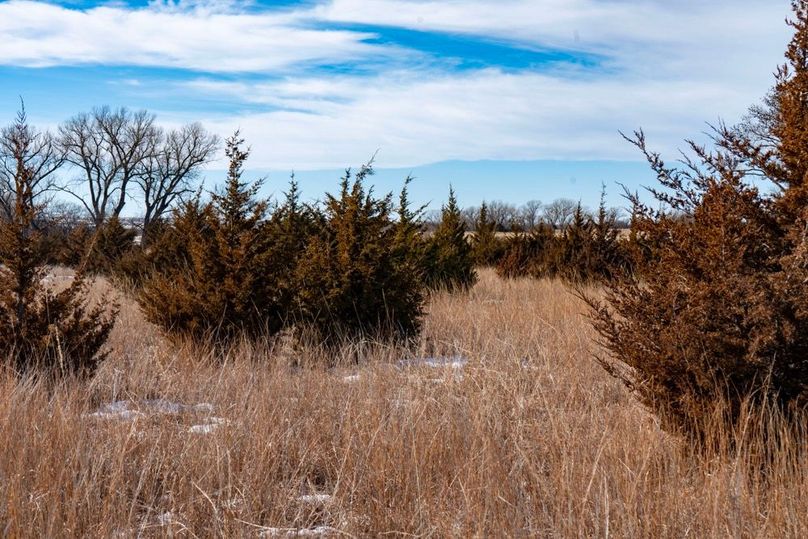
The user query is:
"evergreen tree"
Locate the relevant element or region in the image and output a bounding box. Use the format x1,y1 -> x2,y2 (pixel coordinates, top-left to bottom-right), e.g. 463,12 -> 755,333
471,202 -> 504,266
553,203 -> 593,280
496,223 -> 556,279
589,1 -> 808,441
392,176 -> 429,281
425,187 -> 477,291
0,108 -> 115,375
86,216 -> 137,275
294,163 -> 425,347
139,132 -> 281,341
588,186 -> 627,281
261,176 -> 320,323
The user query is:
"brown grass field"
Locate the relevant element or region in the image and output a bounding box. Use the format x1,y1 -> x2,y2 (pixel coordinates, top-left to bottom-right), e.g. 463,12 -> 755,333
1,269 -> 806,537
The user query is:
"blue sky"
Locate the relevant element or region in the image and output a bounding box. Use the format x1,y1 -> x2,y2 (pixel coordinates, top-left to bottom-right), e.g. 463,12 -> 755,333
0,0 -> 794,213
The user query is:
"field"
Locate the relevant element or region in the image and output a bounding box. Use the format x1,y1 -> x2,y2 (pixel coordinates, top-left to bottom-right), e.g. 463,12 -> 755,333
1,269 -> 806,537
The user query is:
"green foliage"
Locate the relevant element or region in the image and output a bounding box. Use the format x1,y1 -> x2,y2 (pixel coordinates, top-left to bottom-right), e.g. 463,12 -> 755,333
424,187 -> 477,291
392,176 -> 430,284
261,177 -> 321,323
87,217 -> 137,275
0,110 -> 115,376
471,202 -> 505,266
58,223 -> 93,268
294,163 -> 425,346
551,203 -> 594,280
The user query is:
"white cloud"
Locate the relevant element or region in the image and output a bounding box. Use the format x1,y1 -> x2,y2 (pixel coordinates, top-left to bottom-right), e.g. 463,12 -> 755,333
186,68 -> 757,169
314,0 -> 791,83
186,0 -> 795,167
0,0 -> 797,167
0,0 -> 378,72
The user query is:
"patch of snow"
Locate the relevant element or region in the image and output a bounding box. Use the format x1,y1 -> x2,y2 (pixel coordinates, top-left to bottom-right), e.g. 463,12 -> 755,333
143,399 -> 185,414
390,398 -> 411,408
296,493 -> 333,504
188,423 -> 217,434
157,511 -> 174,526
259,525 -> 338,537
397,355 -> 468,369
86,401 -> 144,421
188,417 -> 229,434
193,402 -> 215,413
86,399 -> 218,422
341,374 -> 361,383
520,358 -> 538,370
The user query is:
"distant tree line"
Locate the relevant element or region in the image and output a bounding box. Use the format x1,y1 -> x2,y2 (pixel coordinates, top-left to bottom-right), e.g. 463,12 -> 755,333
425,198 -> 629,232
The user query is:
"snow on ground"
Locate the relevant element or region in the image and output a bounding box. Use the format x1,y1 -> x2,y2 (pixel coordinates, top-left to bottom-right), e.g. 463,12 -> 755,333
296,493 -> 333,504
188,417 -> 229,434
396,355 -> 469,369
86,399 -> 216,422
258,525 -> 339,537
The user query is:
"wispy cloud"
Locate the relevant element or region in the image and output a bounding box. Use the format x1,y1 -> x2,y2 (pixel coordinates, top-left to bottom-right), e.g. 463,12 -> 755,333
0,0 -> 378,72
0,0 -> 795,171
185,68 -> 756,169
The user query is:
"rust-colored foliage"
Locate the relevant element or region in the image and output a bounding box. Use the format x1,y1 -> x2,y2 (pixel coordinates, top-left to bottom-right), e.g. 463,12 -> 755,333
497,189 -> 628,283
0,110 -> 116,376
495,223 -> 555,279
138,133 -> 281,342
589,1 -> 808,441
294,163 -> 425,346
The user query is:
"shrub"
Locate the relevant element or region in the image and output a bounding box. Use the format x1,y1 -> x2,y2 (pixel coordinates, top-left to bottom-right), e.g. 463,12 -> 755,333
59,223 -> 93,268
471,202 -> 505,266
424,187 -> 477,291
294,163 -> 426,347
87,217 -> 137,275
587,190 -> 629,281
552,197 -> 628,283
588,2 -> 808,442
0,109 -> 115,376
392,176 -> 430,284
495,224 -> 555,279
497,188 -> 629,283
138,132 -> 283,342
549,203 -> 594,280
260,177 -> 321,322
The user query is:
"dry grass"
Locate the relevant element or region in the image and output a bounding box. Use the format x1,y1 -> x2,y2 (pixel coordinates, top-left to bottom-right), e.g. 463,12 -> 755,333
1,269 -> 806,537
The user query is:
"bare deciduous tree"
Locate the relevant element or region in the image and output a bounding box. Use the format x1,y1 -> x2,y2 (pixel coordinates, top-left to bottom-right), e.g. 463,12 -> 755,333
486,200 -> 520,231
542,198 -> 580,229
59,107 -> 158,225
138,123 -> 219,235
520,199 -> 543,229
0,105 -> 64,222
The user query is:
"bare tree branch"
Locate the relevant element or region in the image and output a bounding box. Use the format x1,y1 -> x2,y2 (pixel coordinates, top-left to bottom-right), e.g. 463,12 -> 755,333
0,105 -> 65,222
59,107 -> 158,225
137,122 -> 219,234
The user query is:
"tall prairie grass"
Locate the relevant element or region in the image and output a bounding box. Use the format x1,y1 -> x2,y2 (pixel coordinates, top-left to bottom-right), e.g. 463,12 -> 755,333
0,269 -> 805,537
